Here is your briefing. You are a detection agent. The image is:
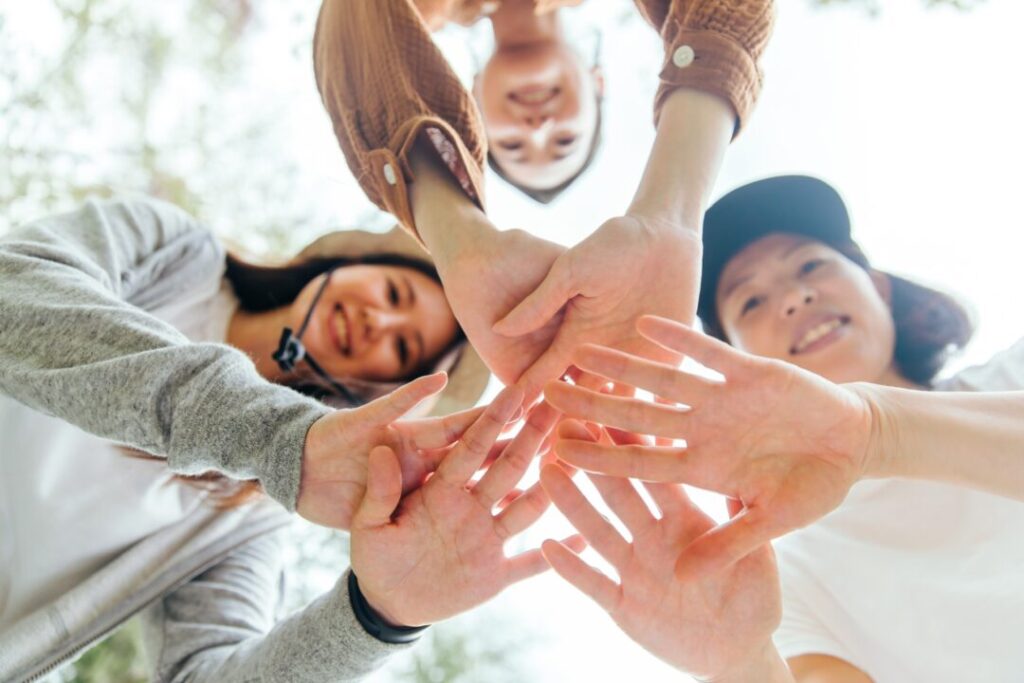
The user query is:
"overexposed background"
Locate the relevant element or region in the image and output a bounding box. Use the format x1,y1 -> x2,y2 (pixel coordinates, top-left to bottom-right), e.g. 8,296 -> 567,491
2,0 -> 1022,680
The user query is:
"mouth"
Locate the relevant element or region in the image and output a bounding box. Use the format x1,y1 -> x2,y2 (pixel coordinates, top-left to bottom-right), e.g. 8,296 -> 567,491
329,303 -> 351,356
790,315 -> 851,355
509,85 -> 559,107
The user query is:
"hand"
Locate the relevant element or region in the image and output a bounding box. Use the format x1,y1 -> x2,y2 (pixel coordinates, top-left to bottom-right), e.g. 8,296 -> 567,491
350,387 -> 579,627
297,373 -> 490,530
545,315 -> 872,579
540,422 -> 783,680
436,226 -> 568,397
493,214 -> 703,400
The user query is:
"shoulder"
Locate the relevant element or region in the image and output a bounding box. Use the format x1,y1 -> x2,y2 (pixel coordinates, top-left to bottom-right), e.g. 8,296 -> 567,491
941,336 -> 1024,392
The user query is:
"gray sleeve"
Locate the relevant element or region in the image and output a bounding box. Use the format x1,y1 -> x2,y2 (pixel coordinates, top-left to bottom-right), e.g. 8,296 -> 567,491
140,531 -> 408,682
0,198 -> 330,508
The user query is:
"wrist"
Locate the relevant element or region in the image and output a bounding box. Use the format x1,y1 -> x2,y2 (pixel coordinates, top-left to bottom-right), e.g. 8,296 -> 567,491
843,382 -> 901,480
705,642 -> 793,683
348,571 -> 429,643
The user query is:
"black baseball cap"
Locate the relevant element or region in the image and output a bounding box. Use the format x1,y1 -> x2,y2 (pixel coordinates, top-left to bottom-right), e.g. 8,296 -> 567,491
697,175 -> 859,328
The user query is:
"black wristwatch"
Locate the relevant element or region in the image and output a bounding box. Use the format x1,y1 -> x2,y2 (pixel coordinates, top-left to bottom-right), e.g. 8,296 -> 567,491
348,571 -> 429,644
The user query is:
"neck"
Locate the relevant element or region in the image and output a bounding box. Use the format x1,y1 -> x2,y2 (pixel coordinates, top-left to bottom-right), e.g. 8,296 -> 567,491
489,0 -> 561,48
226,307 -> 293,382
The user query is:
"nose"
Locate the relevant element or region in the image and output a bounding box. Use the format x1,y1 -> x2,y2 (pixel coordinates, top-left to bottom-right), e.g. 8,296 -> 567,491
780,285 -> 817,318
522,112 -> 552,131
364,307 -> 406,339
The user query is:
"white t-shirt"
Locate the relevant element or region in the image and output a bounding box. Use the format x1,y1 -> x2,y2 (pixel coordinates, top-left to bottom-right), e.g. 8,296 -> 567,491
0,278 -> 238,630
773,338 -> 1024,682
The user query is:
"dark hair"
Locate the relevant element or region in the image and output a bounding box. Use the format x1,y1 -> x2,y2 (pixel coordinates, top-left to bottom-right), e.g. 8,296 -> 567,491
700,240 -> 975,386
487,99 -> 603,204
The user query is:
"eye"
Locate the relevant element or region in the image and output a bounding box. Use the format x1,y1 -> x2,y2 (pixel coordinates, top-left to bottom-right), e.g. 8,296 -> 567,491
497,140 -> 523,151
555,135 -> 577,147
799,259 -> 825,276
740,296 -> 763,316
387,278 -> 400,307
395,336 -> 409,368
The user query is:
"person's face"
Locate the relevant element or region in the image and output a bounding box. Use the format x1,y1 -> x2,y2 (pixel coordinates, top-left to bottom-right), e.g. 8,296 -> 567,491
716,233 -> 896,384
288,264 -> 459,382
475,41 -> 603,190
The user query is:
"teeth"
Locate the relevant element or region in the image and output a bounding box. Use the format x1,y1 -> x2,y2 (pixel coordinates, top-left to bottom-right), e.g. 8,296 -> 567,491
795,319 -> 842,353
517,89 -> 554,104
334,306 -> 349,352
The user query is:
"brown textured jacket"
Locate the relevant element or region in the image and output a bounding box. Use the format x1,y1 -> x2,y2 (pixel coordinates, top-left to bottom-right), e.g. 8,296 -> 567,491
313,0 -> 774,241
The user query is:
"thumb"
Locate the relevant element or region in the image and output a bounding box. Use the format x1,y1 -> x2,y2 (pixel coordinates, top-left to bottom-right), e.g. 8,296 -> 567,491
353,446 -> 403,530
674,508 -> 771,581
366,372 -> 448,424
493,258 -> 576,337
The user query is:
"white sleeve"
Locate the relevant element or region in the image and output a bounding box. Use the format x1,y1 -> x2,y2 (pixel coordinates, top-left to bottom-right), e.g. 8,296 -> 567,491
772,561 -> 857,664
944,337 -> 1024,392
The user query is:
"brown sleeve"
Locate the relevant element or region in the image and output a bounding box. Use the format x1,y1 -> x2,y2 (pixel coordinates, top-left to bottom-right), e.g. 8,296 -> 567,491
313,0 -> 486,243
633,0 -> 775,136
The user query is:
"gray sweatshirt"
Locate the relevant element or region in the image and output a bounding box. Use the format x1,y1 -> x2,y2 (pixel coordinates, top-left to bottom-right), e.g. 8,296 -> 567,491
0,199 -> 409,681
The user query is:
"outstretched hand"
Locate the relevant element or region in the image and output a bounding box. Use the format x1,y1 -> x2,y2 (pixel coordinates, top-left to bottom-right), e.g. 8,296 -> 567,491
298,373 -> 489,530
545,315 -> 873,579
540,421 -> 784,679
350,388 -> 581,627
493,215 -> 703,401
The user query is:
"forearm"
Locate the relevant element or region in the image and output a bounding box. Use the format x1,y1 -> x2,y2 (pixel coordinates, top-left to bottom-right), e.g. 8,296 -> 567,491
408,136 -> 496,268
627,88 -> 734,232
856,384 -> 1024,501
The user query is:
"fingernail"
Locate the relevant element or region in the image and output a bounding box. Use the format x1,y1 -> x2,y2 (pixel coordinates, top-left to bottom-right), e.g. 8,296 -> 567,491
508,406 -> 524,423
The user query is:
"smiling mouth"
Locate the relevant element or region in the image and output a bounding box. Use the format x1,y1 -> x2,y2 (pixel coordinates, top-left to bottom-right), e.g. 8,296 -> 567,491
791,316 -> 851,355
509,86 -> 559,107
331,303 -> 351,356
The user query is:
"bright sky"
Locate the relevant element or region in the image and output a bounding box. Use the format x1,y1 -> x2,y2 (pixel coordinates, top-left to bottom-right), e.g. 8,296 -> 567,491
6,1 -> 1024,680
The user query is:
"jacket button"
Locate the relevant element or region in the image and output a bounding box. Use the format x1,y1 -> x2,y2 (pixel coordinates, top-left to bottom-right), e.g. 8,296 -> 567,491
383,163 -> 398,186
672,45 -> 695,68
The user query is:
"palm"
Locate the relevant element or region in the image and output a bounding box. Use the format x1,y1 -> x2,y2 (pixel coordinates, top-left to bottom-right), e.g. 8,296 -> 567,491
439,228 -> 566,390
351,474 -> 513,625
350,389 -> 565,627
611,506 -> 780,676
541,457 -> 781,679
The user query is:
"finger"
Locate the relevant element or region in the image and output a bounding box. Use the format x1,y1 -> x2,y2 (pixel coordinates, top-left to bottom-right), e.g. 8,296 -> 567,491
556,439 -> 706,486
493,259 -> 574,337
540,464 -> 631,570
435,386 -> 523,486
726,497 -> 745,519
586,473 -> 653,540
367,372 -> 448,424
573,343 -> 719,406
352,446 -> 403,530
637,316 -> 742,374
653,397 -> 676,447
675,508 -> 775,581
495,481 -> 550,539
516,343 -> 575,408
576,370 -> 609,393
474,401 -> 560,507
602,426 -> 650,447
642,482 -> 714,539
399,405 -> 487,450
541,539 -> 620,613
545,382 -> 689,440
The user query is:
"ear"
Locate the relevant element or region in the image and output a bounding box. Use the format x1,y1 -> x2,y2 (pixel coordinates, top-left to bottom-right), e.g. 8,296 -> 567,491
590,66 -> 605,98
870,270 -> 892,306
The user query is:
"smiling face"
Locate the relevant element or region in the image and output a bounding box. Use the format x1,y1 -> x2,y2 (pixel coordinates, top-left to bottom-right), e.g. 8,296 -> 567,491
287,264 -> 459,382
475,41 -> 602,190
715,233 -> 897,384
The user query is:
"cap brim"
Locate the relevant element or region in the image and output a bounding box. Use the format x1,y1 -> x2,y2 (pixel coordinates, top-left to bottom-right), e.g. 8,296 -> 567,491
698,175 -> 852,324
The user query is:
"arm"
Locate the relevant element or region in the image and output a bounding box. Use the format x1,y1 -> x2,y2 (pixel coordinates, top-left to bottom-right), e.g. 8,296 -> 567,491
0,199 -> 328,509
788,655 -> 873,683
856,384 -> 1024,502
140,529 -> 408,683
